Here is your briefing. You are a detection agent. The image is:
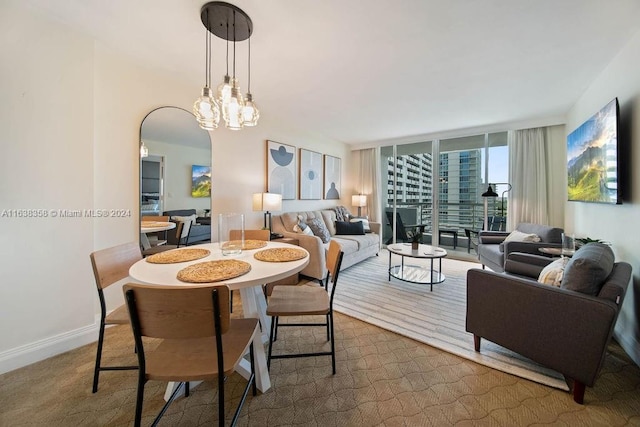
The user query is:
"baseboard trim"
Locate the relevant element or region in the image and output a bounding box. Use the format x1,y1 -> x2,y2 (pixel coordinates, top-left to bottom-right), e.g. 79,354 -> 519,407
0,323 -> 99,375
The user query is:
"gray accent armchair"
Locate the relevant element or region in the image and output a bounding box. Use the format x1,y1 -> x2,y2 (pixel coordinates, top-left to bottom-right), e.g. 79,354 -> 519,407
477,222 -> 564,272
466,246 -> 632,404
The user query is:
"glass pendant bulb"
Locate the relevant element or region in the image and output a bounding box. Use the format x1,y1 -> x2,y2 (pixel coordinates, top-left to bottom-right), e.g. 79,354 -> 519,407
193,87 -> 220,130
223,86 -> 245,130
242,93 -> 259,126
216,75 -> 232,106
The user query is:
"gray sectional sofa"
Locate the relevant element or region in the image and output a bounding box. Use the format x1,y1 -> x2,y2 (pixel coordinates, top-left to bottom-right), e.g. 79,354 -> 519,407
271,209 -> 381,281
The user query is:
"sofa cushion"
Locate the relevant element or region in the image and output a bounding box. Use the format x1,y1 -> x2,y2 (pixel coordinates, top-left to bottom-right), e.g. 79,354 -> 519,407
516,223 -> 563,243
561,243 -> 615,295
504,230 -> 541,243
307,217 -> 331,243
320,210 -> 338,235
335,220 -> 365,235
537,257 -> 568,287
171,214 -> 196,226
330,237 -> 359,256
350,217 -> 371,232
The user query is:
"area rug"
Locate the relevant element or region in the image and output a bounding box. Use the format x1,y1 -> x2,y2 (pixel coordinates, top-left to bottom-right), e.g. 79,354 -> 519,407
332,250 -> 570,391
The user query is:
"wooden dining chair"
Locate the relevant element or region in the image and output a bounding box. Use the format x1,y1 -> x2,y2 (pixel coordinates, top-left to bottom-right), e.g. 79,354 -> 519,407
141,221 -> 190,257
89,241 -> 142,393
141,215 -> 169,246
227,229 -> 270,312
266,240 -> 344,374
123,283 -> 258,427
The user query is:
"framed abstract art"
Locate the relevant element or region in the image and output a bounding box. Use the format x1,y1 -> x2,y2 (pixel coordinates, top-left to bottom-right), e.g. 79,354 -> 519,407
266,140 -> 296,199
323,155 -> 341,200
299,148 -> 323,200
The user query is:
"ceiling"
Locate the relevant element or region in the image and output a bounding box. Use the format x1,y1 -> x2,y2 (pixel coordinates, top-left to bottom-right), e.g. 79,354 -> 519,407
21,0 -> 640,145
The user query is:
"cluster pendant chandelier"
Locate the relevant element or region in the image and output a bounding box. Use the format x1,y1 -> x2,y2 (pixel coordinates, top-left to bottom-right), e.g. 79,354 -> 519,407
193,2 -> 259,131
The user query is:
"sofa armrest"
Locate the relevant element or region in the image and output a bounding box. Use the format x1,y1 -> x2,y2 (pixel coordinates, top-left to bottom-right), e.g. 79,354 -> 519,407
369,221 -> 381,235
466,268 -> 619,386
478,231 -> 508,244
504,252 -> 555,279
503,241 -> 562,258
277,230 -> 327,280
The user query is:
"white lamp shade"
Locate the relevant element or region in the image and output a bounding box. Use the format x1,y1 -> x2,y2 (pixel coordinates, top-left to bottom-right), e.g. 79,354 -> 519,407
252,192 -> 282,212
352,194 -> 367,207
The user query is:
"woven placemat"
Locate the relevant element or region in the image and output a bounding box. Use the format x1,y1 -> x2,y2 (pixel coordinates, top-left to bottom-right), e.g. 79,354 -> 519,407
225,239 -> 268,250
146,248 -> 210,264
254,247 -> 308,262
177,259 -> 251,283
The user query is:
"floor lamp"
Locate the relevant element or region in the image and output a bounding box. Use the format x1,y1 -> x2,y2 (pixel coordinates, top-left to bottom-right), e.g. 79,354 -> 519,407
481,184 -> 498,231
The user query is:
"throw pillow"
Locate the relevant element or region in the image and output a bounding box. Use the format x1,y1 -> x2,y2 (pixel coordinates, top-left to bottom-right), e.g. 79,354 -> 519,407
306,217 -> 331,243
171,214 -> 196,226
561,243 -> 615,296
335,220 -> 365,235
504,230 -> 541,243
334,205 -> 351,222
292,214 -> 308,233
350,217 -> 371,232
537,257 -> 568,287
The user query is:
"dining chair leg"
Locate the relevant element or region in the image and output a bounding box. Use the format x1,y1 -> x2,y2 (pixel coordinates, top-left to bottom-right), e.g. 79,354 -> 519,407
330,311 -> 336,375
134,377 -> 146,427
250,343 -> 257,396
325,314 -> 330,341
92,321 -> 106,393
218,370 -> 225,427
274,316 -> 280,341
267,317 -> 277,370
230,290 -> 234,313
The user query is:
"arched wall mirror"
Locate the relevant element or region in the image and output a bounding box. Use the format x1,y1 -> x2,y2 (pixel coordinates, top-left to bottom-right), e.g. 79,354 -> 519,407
139,106 -> 212,248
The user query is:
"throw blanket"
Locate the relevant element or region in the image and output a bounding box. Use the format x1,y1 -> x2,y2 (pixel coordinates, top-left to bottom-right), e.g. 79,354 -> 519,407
334,206 -> 351,222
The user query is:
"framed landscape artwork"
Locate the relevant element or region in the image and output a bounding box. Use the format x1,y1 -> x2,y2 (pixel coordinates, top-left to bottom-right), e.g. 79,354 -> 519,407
299,149 -> 323,200
191,165 -> 211,197
267,140 -> 296,200
323,155 -> 341,200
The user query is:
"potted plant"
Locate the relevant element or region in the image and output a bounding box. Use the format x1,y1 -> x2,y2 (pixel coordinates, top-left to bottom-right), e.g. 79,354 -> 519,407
410,228 -> 422,250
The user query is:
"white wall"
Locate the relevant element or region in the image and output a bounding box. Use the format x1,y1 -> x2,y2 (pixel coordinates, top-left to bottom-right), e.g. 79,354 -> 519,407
0,3 -> 349,373
145,140 -> 211,214
565,30 -> 640,365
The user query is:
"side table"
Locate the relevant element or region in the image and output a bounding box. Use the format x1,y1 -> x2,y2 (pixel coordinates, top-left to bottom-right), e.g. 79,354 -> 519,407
266,237 -> 300,294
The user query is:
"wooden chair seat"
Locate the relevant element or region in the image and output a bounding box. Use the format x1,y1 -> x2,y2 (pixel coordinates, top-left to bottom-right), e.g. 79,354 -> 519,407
146,318 -> 258,382
105,304 -> 130,325
267,285 -> 330,316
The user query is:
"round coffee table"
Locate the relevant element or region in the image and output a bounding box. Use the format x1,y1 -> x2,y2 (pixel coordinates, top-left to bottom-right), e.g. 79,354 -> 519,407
387,243 -> 448,291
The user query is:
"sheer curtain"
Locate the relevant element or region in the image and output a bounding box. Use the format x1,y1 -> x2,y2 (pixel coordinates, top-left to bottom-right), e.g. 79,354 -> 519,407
356,148 -> 381,223
507,127 -> 549,229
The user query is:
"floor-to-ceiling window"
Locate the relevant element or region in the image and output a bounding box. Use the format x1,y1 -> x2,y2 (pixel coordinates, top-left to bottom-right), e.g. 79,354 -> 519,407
381,132 -> 508,249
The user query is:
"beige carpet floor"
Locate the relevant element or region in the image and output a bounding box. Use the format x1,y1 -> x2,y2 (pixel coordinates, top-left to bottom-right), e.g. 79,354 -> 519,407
1,282 -> 639,425
332,250 -> 568,390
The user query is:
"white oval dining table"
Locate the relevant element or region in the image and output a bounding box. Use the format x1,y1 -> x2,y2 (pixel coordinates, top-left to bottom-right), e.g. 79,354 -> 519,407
128,241 -> 310,395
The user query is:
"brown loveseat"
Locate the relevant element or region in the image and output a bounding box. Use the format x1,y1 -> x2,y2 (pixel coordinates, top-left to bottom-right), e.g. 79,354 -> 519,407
466,243 -> 632,404
271,210 -> 381,281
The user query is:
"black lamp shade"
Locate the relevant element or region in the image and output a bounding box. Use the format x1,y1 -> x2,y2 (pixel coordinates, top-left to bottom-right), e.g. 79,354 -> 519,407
481,185 -> 499,197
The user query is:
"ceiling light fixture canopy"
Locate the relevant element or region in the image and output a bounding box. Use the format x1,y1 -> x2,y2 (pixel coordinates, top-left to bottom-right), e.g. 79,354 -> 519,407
194,2 -> 259,131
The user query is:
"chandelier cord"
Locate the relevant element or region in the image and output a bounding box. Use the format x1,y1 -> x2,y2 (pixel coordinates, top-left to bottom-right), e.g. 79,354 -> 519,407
232,10 -> 236,79
247,36 -> 251,93
205,11 -> 211,88
225,23 -> 229,76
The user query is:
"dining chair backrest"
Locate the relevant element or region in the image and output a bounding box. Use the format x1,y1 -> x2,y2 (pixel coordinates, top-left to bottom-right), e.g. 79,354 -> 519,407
90,241 -> 142,291
326,240 -> 342,284
141,215 -> 169,223
229,229 -> 270,241
166,221 -> 189,246
123,283 -> 230,339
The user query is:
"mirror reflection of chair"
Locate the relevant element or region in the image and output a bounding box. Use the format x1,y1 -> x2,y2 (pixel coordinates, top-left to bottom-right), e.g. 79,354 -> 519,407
123,283 -> 258,427
89,241 -> 142,393
141,221 -> 190,257
266,240 -> 344,374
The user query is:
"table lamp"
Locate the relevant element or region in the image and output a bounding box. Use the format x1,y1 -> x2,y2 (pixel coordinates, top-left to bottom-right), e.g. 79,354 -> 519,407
352,194 -> 367,217
252,192 -> 282,233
